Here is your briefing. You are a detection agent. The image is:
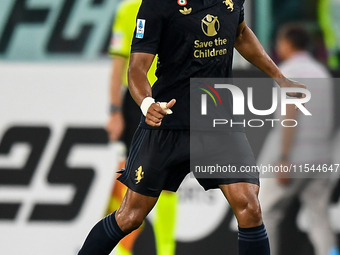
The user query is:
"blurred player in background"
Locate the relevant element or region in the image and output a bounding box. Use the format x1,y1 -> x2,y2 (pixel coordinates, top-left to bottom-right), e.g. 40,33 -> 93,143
318,0 -> 340,69
259,23 -> 340,255
105,0 -> 178,254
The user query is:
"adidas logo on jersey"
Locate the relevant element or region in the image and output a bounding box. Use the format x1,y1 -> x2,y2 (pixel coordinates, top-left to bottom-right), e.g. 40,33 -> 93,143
180,7 -> 192,15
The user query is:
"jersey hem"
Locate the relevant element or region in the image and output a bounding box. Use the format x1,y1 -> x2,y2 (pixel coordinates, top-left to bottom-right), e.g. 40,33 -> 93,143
131,48 -> 157,55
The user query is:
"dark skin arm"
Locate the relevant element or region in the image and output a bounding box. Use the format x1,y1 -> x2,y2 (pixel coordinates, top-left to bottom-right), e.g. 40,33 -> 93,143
235,22 -> 303,185
235,21 -> 306,98
128,53 -> 176,127
235,21 -> 283,78
234,21 -> 304,159
128,52 -> 154,106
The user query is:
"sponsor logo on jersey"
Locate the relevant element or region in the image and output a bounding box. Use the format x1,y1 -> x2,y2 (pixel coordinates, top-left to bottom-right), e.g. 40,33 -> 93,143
135,166 -> 144,184
180,7 -> 192,15
201,14 -> 220,37
178,0 -> 187,6
223,0 -> 234,12
193,37 -> 228,58
136,19 -> 146,38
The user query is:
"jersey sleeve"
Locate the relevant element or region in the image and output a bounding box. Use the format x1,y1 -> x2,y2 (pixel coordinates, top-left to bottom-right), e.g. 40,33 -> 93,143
109,3 -> 134,58
131,0 -> 164,55
239,1 -> 245,24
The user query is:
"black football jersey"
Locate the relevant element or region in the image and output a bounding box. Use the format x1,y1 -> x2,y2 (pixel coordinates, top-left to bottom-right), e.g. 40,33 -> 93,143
131,0 -> 245,130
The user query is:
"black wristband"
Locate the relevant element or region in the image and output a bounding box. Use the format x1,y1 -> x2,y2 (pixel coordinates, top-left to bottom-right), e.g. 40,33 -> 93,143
110,104 -> 122,113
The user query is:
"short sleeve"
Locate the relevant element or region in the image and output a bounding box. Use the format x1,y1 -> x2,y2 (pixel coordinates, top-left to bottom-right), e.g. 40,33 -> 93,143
239,1 -> 245,24
131,0 -> 163,55
109,2 -> 137,58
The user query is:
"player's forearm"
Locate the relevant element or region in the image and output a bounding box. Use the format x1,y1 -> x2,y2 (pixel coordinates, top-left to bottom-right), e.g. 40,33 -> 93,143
235,24 -> 284,79
128,53 -> 154,106
128,67 -> 152,106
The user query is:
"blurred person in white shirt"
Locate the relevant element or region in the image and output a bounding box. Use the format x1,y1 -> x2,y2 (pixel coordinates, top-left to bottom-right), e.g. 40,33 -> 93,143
259,23 -> 339,255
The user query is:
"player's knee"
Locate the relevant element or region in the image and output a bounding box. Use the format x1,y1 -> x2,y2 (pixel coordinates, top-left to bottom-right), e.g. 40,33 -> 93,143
245,200 -> 262,222
125,214 -> 144,232
234,198 -> 262,226
116,210 -> 144,233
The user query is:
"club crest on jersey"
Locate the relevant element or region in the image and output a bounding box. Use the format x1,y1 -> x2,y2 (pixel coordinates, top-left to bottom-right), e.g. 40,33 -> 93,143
135,166 -> 144,184
136,19 -> 146,39
179,7 -> 192,15
178,0 -> 187,6
223,0 -> 234,11
201,14 -> 220,37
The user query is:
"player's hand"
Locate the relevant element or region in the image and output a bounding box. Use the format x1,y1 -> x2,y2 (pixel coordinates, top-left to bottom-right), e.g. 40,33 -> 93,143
279,78 -> 306,97
276,160 -> 291,186
277,78 -> 307,110
145,99 -> 176,127
106,112 -> 125,141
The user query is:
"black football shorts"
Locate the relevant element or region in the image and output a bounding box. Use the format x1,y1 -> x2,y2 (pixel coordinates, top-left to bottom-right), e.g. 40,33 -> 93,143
118,127 -> 259,197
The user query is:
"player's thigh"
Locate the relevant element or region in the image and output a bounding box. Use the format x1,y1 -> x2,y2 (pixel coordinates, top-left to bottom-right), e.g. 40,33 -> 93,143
220,182 -> 260,209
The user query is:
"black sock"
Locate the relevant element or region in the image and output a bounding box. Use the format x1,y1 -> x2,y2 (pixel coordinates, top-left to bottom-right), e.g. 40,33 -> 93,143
78,211 -> 127,255
238,223 -> 270,255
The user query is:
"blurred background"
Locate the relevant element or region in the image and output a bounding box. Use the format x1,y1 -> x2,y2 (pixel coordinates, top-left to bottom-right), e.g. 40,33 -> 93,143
0,0 -> 339,254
